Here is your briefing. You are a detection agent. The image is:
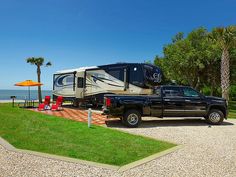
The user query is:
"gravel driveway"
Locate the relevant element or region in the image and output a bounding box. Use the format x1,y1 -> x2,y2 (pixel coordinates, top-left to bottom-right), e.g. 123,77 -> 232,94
1,118 -> 236,177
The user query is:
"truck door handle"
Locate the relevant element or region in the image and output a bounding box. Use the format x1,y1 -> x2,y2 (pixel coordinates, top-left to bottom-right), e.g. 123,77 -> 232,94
185,99 -> 191,102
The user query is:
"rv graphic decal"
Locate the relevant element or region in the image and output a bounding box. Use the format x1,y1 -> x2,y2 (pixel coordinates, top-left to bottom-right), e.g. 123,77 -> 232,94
90,75 -> 122,87
91,75 -> 116,83
91,75 -> 105,83
153,72 -> 161,82
86,75 -> 123,89
54,74 -> 74,87
144,65 -> 162,84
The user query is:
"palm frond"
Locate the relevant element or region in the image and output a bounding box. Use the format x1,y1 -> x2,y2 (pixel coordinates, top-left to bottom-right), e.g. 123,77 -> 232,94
36,57 -> 44,66
209,26 -> 236,50
26,57 -> 36,65
46,61 -> 52,67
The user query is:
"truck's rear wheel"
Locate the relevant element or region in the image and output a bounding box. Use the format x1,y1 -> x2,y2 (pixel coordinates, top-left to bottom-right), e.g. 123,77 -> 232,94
206,109 -> 224,125
123,109 -> 141,128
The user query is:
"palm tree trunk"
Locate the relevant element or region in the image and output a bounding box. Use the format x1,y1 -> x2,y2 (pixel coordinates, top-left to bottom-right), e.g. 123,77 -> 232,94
37,65 -> 42,103
221,48 -> 230,101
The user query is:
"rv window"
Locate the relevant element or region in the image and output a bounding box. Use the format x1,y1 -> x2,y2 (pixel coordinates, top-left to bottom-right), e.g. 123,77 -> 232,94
108,68 -> 124,81
129,65 -> 144,87
77,77 -> 84,88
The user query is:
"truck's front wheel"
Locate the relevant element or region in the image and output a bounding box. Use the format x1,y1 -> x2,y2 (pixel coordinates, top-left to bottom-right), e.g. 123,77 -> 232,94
123,109 -> 141,128
206,109 -> 224,125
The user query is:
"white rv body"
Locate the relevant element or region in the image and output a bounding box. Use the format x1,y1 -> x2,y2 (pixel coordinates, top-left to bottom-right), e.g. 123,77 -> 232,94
53,63 -> 162,105
53,66 -> 97,99
85,69 -> 145,96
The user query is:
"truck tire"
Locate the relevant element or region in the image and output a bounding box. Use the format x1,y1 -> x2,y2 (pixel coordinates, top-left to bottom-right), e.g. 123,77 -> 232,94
206,109 -> 224,125
123,109 -> 141,128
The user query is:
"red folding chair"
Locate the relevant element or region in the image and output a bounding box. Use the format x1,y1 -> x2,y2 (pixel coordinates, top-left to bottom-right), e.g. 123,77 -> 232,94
51,96 -> 63,111
38,96 -> 51,111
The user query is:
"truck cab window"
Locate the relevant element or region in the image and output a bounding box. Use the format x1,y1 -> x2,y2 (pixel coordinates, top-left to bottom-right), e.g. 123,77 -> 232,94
163,87 -> 182,97
183,87 -> 200,97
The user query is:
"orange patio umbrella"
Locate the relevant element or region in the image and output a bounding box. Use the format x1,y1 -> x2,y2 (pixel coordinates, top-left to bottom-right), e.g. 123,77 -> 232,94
15,80 -> 43,100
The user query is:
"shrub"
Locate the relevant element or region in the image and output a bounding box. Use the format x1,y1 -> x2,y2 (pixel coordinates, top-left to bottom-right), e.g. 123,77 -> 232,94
230,85 -> 236,101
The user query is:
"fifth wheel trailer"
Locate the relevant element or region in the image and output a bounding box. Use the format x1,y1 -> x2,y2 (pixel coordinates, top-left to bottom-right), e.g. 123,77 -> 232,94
53,63 -> 162,106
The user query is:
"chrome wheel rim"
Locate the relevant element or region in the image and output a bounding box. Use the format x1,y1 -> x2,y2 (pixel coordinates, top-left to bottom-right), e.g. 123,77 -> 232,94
127,113 -> 139,125
209,112 -> 221,123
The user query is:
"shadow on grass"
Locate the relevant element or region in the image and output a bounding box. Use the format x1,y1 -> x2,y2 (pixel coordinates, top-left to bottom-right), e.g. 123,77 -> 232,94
105,118 -> 234,128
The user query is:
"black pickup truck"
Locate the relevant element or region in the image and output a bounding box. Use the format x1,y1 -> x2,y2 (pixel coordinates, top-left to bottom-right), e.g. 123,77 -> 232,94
103,85 -> 228,127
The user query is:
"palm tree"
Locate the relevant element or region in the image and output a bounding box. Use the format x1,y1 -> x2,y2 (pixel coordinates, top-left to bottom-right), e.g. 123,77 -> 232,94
209,26 -> 236,101
26,57 -> 52,103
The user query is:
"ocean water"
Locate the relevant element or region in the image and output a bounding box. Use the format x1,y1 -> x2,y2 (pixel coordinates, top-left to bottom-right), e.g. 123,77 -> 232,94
0,90 -> 52,100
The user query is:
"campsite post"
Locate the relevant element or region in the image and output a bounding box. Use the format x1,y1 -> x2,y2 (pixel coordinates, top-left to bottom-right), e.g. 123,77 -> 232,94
10,96 -> 16,107
88,108 -> 92,128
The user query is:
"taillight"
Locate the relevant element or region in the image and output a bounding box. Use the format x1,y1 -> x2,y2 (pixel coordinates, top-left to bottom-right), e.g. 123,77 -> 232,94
106,98 -> 111,107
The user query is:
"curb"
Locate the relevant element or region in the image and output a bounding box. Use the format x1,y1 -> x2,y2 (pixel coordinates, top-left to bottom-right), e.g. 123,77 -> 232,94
0,137 -> 182,172
118,145 -> 182,172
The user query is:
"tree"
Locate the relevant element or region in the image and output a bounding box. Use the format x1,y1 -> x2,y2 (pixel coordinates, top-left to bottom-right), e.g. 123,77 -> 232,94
154,55 -> 172,84
209,26 -> 236,101
154,27 -> 226,95
230,48 -> 236,85
155,27 -> 221,91
26,57 -> 52,103
172,32 -> 184,43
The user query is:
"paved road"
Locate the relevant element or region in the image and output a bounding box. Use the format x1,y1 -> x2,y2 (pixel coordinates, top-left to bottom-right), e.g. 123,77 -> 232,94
1,118 -> 236,177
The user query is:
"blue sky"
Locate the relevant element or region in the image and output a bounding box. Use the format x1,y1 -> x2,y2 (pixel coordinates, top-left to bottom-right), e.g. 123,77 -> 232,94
0,0 -> 235,90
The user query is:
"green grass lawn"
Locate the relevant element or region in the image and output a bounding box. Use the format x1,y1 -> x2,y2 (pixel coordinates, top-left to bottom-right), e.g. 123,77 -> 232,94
228,101 -> 236,119
0,103 -> 175,166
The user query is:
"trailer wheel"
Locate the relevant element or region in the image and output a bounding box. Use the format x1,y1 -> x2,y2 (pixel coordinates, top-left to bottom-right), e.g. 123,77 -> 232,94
119,117 -> 125,124
72,99 -> 79,107
123,109 -> 141,128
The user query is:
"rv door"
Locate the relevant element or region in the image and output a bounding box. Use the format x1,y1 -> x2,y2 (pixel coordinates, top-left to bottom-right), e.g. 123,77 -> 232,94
75,71 -> 85,99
